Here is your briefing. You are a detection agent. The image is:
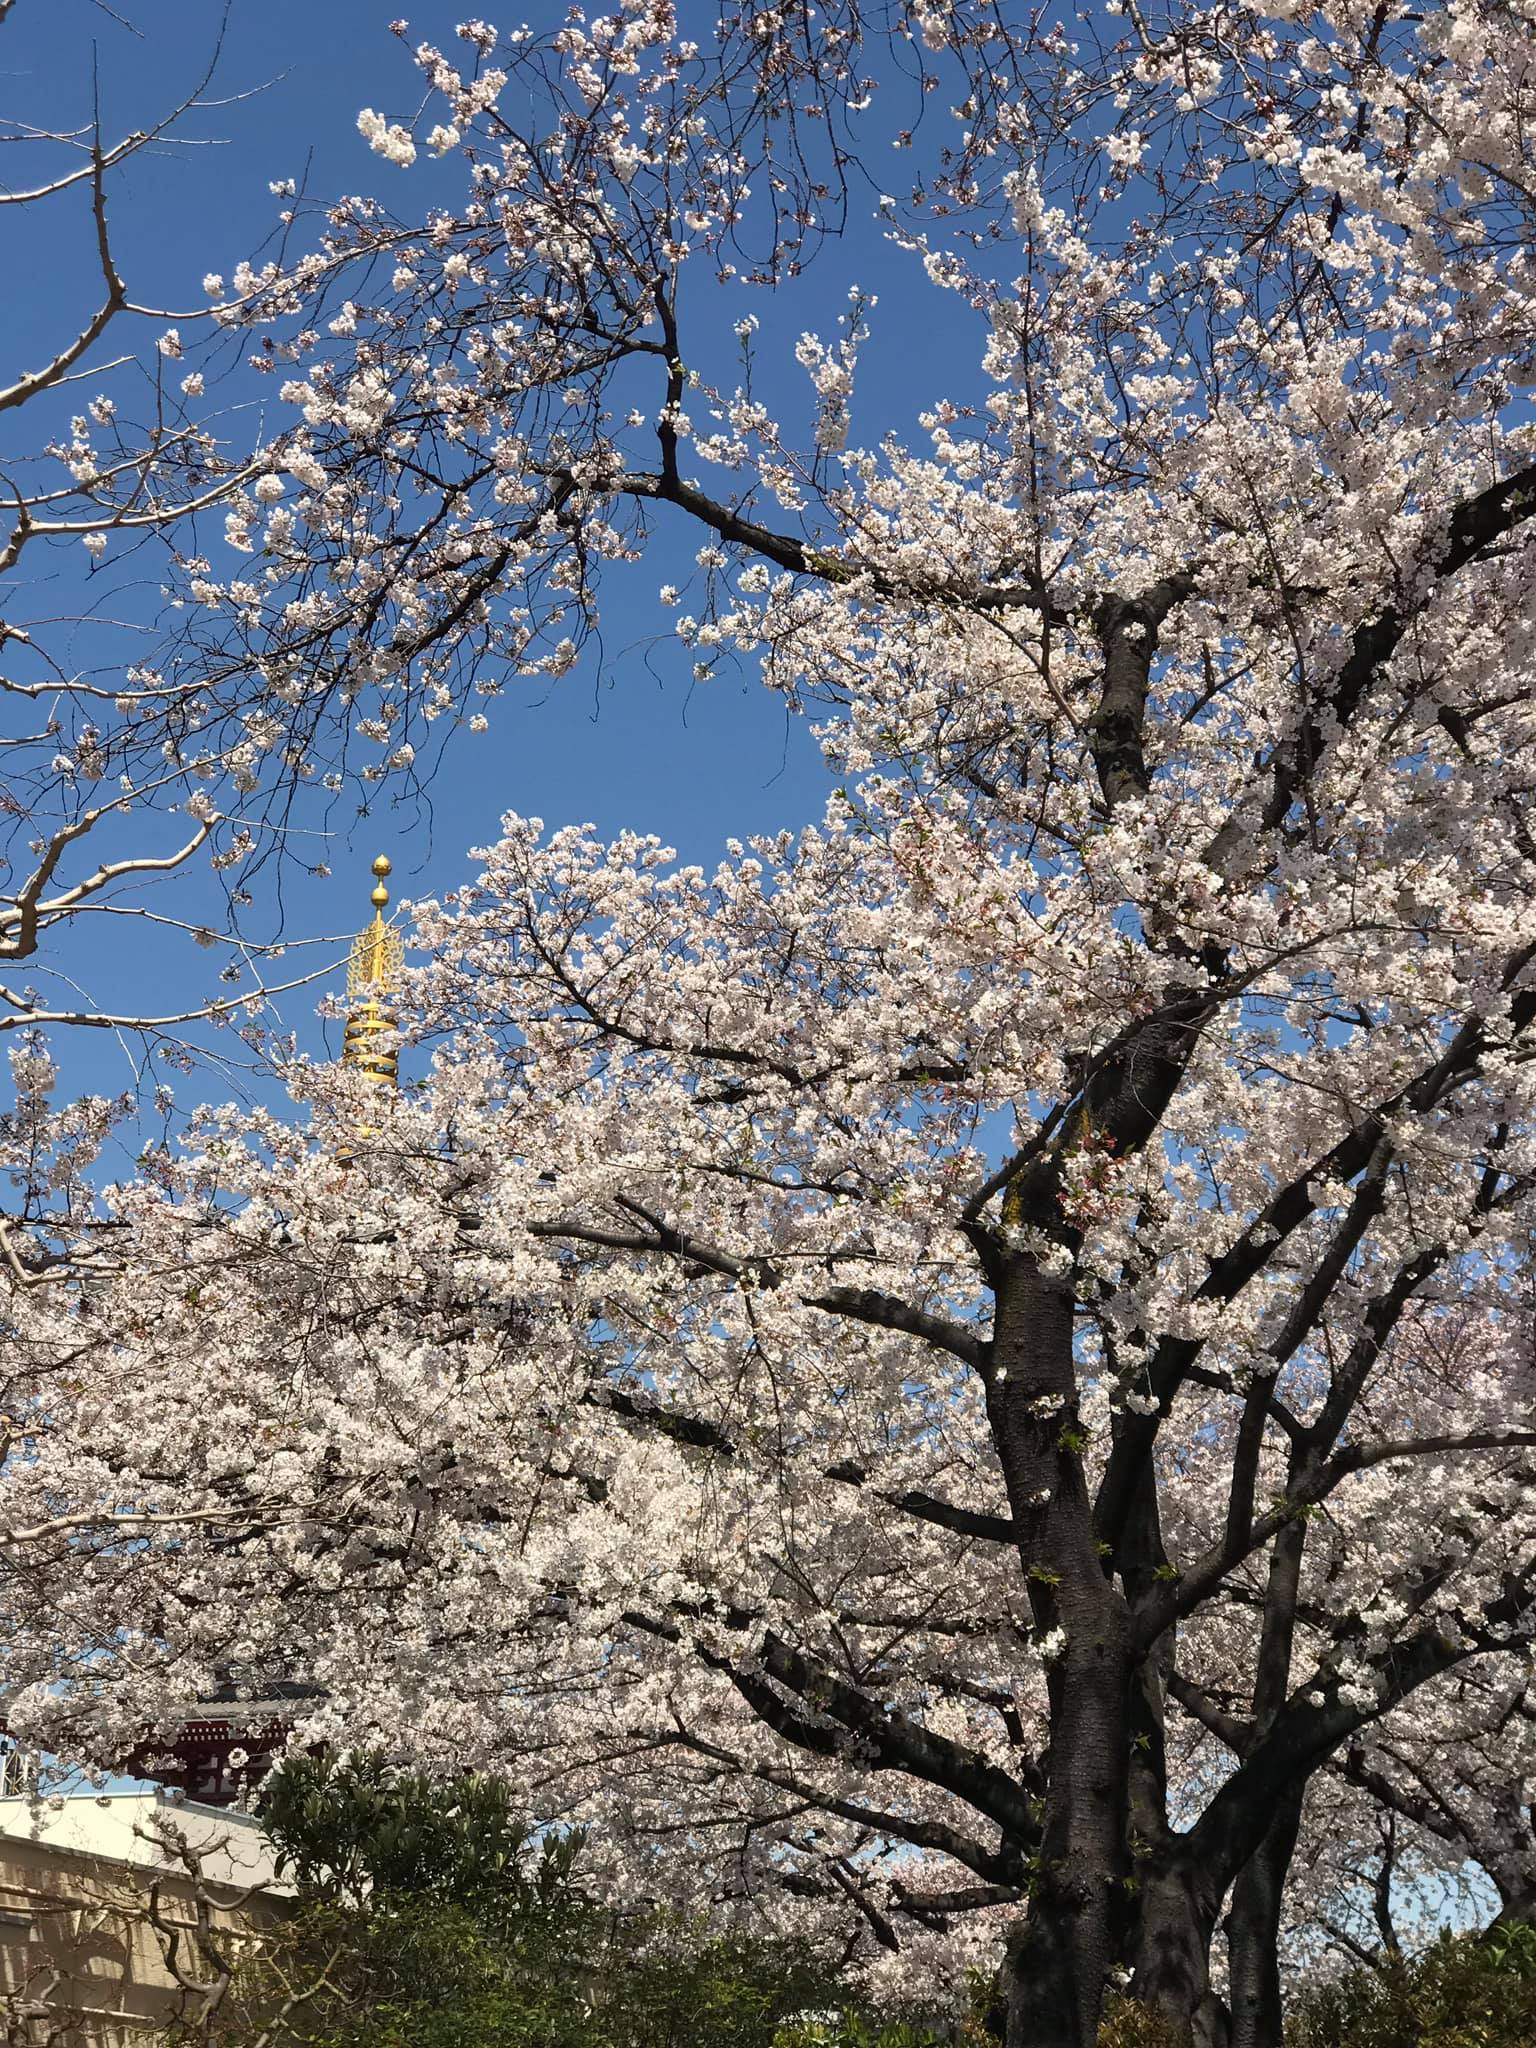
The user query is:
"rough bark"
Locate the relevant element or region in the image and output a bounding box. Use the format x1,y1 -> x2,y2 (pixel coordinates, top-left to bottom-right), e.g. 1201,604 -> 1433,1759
989,1252 -> 1134,2048
1000,1629 -> 1135,2048
1131,1850 -> 1228,2043
1116,1456 -> 1230,2042
1225,1787 -> 1304,2048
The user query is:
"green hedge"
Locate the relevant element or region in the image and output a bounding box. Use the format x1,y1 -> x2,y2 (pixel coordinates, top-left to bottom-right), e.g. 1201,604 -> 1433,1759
191,1898 -> 952,2048
1285,1924 -> 1536,2048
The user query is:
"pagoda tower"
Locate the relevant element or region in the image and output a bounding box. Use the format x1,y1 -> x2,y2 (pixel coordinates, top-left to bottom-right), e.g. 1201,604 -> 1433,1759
342,854 -> 403,1086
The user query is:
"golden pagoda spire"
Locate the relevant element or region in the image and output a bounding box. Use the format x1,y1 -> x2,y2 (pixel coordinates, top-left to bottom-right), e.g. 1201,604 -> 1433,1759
342,855 -> 403,1087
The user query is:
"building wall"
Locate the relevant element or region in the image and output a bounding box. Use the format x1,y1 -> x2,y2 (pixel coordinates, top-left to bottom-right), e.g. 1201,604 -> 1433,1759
0,1793 -> 287,2045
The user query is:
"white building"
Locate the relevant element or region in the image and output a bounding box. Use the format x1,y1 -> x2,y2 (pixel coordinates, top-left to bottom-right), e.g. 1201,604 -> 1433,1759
0,1787 -> 287,2045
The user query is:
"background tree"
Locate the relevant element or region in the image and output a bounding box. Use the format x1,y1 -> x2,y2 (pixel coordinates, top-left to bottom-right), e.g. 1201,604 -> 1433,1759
257,1749 -> 574,1910
1274,1655 -> 1536,1974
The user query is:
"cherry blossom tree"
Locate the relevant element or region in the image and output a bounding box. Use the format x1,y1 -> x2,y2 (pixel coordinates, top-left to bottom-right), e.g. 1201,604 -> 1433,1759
1155,1310 -> 1536,2025
5,773 -> 1536,2046
7,2 -> 1536,2046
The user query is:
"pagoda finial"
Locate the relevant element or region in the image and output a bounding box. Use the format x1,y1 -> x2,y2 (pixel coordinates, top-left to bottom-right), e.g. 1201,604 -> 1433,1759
343,855 -> 403,1086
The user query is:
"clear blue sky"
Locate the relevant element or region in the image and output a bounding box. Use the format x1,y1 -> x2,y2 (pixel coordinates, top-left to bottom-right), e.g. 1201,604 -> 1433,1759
2,0 -> 988,1134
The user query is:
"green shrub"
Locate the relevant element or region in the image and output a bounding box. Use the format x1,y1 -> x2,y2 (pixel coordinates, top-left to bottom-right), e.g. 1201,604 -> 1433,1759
1095,1996 -> 1194,2048
256,1749 -> 569,1914
1286,1923 -> 1536,2048
196,1899 -> 951,2048
160,1757 -> 970,2046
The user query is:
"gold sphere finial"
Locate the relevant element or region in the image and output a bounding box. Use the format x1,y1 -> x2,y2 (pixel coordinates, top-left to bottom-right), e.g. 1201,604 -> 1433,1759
370,854 -> 392,911
372,855 -> 392,879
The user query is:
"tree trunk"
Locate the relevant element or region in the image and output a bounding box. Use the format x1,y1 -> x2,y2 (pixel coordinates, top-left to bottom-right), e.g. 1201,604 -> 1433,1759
1193,1993 -> 1232,2048
1000,1619 -> 1135,2047
1482,1796 -> 1536,1930
1224,1506 -> 1309,2048
1492,1880 -> 1536,1929
1225,1786 -> 1304,2048
1129,1850 -> 1227,2046
988,1251 -> 1136,2047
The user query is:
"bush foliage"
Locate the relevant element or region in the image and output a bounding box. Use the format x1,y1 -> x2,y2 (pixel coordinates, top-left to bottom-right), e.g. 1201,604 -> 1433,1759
185,1753 -> 952,2048
173,1756 -> 1536,2045
1285,1923 -> 1536,2048
201,1899 -> 953,2048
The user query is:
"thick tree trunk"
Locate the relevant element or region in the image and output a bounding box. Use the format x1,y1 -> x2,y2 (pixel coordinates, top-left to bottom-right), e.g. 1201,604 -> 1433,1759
1492,1878 -> 1536,1929
988,1251 -> 1135,2047
1000,1617 -> 1134,2047
1115,1456 -> 1228,2045
1129,1850 -> 1227,2047
1225,1786 -> 1304,2048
